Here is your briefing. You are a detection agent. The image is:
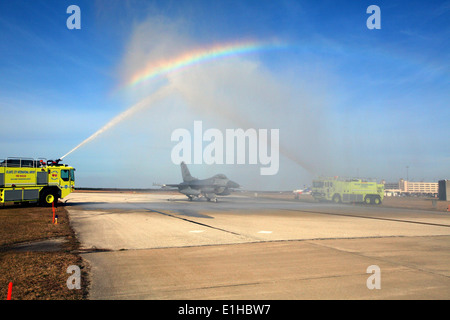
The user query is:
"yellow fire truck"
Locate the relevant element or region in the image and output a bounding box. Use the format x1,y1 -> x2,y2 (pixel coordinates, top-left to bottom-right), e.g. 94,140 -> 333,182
0,157 -> 75,206
312,177 -> 384,205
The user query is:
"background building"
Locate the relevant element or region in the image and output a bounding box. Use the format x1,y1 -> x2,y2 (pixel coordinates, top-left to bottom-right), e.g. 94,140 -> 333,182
438,180 -> 450,201
384,179 -> 438,196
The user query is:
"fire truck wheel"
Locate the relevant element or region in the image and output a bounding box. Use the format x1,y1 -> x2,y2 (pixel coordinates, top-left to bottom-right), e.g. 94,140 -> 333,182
373,196 -> 381,205
332,194 -> 341,203
364,196 -> 372,205
40,190 -> 57,207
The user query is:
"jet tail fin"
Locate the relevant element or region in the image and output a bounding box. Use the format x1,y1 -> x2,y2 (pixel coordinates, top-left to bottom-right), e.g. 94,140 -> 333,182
181,161 -> 197,182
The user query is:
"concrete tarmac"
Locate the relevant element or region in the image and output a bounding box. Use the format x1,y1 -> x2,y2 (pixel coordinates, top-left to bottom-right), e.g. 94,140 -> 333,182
65,192 -> 450,300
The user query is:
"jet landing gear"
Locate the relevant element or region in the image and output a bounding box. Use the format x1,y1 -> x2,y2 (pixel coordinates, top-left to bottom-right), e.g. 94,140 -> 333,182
185,194 -> 218,202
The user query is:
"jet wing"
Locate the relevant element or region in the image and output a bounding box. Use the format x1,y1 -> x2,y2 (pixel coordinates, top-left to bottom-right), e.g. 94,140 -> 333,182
162,184 -> 181,188
154,183 -> 179,188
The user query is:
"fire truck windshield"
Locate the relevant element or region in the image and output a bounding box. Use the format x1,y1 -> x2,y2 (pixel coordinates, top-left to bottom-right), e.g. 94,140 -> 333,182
61,170 -> 70,181
313,181 -> 324,188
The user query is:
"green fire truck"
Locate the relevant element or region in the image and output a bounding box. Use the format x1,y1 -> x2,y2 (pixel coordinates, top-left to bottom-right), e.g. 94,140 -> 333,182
312,177 -> 384,205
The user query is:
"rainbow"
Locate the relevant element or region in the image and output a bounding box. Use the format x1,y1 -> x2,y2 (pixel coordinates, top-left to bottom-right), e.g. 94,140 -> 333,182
125,40 -> 287,89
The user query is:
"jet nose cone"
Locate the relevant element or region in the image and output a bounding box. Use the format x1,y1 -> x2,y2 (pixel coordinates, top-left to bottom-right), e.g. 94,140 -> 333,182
227,180 -> 240,188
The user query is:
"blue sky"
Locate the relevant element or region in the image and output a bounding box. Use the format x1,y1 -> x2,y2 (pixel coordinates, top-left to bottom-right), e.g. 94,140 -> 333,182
0,0 -> 449,189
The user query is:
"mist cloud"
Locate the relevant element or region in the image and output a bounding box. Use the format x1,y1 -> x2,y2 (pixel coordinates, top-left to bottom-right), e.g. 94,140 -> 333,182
114,15 -> 338,189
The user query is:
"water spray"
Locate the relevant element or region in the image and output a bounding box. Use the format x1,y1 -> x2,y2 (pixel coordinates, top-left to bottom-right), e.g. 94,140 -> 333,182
60,85 -> 173,160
